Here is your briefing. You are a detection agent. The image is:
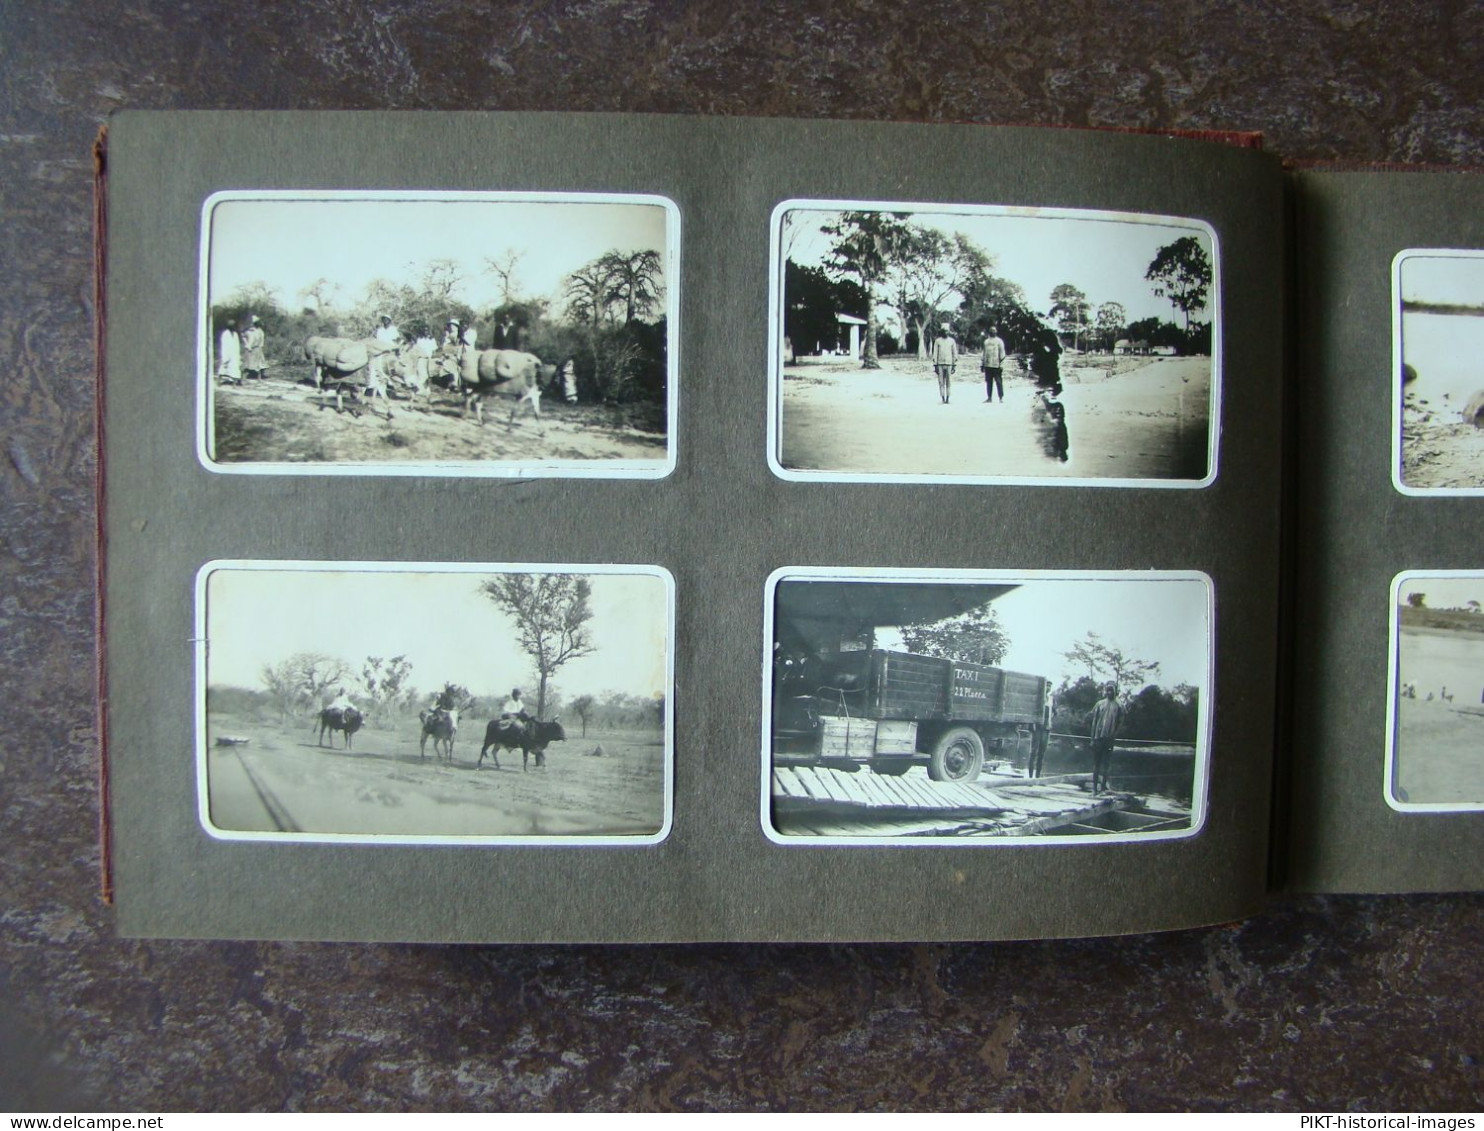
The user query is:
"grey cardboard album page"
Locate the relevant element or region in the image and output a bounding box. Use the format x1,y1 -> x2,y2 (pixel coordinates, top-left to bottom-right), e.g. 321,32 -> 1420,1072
103,112 -> 1286,941
1287,170 -> 1484,893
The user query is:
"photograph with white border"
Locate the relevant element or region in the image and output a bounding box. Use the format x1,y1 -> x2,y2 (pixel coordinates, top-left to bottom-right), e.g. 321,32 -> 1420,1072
769,201 -> 1220,487
199,191 -> 678,478
762,568 -> 1213,844
197,561 -> 674,844
1386,571 -> 1484,811
1393,249 -> 1484,494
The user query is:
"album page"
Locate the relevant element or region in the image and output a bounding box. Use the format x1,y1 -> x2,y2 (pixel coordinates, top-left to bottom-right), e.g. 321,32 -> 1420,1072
1286,169 -> 1484,893
102,112 -> 1286,940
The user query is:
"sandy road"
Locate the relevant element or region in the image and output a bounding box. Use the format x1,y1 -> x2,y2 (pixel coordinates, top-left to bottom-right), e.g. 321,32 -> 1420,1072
209,377 -> 668,466
204,713 -> 668,838
779,355 -> 1212,480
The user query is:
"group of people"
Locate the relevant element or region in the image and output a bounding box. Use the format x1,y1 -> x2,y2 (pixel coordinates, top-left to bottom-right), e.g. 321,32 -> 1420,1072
928,322 -> 1064,405
427,686 -> 533,729
215,314 -> 269,385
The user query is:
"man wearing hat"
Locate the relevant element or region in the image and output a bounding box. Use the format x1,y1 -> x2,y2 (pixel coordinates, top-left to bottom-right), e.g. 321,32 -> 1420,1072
373,312 -> 401,347
930,320 -> 959,404
240,313 -> 267,381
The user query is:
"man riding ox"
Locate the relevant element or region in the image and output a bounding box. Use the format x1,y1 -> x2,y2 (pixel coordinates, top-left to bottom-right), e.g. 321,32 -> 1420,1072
478,690 -> 566,771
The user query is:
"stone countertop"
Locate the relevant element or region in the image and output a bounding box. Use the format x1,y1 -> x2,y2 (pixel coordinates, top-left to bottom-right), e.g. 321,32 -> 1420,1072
2,0 -> 1481,1111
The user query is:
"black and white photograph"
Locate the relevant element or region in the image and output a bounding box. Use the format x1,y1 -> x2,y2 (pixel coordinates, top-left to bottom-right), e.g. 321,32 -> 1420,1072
769,202 -> 1219,486
1387,572 -> 1484,811
196,562 -> 673,843
763,569 -> 1212,843
199,192 -> 677,477
1394,250 -> 1484,493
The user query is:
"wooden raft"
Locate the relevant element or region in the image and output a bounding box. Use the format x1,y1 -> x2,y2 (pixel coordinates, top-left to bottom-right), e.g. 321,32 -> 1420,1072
772,766 -> 1013,815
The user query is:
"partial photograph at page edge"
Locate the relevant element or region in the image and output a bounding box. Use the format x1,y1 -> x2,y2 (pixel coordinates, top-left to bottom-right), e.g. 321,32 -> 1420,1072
195,190 -> 679,480
1386,570 -> 1484,813
767,200 -> 1221,489
194,560 -> 675,845
760,568 -> 1215,845
1392,248 -> 1484,496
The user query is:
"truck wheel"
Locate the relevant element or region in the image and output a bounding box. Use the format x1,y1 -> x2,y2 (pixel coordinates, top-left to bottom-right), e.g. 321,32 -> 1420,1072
927,727 -> 984,782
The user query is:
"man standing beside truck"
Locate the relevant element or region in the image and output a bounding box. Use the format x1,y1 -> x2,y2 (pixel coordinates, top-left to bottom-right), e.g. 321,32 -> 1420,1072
1087,684 -> 1122,795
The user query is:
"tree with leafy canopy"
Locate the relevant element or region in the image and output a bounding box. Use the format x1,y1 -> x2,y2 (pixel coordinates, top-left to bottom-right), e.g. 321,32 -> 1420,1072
900,604 -> 1009,666
361,655 -> 413,722
1062,632 -> 1160,702
783,260 -> 868,355
883,226 -> 976,359
1095,302 -> 1127,351
479,574 -> 596,718
1145,236 -> 1213,334
571,694 -> 596,737
1049,284 -> 1092,352
1406,592 -> 1427,609
822,211 -> 913,369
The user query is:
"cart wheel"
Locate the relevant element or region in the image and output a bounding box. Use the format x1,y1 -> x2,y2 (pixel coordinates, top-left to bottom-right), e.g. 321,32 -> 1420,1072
927,727 -> 984,782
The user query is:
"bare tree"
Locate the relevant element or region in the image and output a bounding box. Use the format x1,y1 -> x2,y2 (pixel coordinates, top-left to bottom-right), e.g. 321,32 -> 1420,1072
1062,632 -> 1160,701
297,277 -> 340,316
484,248 -> 526,305
598,249 -> 664,325
478,574 -> 597,717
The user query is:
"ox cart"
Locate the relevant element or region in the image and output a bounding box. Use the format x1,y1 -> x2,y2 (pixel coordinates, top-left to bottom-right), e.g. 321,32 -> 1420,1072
773,648 -> 1050,782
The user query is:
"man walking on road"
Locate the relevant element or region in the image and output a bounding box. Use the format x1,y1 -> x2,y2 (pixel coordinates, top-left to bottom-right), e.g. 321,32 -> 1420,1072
931,321 -> 959,404
981,324 -> 1007,403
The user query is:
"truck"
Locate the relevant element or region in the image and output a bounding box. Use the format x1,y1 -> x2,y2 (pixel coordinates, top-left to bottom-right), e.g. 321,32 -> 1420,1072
772,646 -> 1051,783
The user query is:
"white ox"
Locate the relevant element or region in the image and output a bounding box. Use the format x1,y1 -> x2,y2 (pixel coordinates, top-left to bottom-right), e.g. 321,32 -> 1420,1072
302,335 -> 403,418
461,350 -> 559,428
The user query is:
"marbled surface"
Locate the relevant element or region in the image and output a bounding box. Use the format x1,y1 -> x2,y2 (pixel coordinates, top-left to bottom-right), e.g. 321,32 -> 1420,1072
2,0 -> 1482,1111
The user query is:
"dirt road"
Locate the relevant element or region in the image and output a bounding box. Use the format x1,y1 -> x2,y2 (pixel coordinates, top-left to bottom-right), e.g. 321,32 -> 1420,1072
208,377 -> 668,466
778,355 -> 1212,480
204,712 -> 668,838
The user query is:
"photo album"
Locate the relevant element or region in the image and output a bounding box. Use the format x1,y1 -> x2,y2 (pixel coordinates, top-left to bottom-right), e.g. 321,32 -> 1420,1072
96,112 -> 1484,942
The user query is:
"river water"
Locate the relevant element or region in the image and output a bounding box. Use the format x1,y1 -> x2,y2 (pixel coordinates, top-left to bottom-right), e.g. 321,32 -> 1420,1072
1402,311 -> 1484,407
1398,625 -> 1484,704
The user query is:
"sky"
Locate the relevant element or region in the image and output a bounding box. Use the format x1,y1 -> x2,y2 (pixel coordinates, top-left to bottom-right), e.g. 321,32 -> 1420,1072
782,206 -> 1215,327
208,196 -> 671,315
204,566 -> 670,703
1398,253 -> 1484,306
1397,577 -> 1484,610
869,577 -> 1210,690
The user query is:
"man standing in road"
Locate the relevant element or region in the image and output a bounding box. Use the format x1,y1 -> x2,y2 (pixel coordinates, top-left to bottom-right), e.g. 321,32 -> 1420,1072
1087,684 -> 1122,795
931,321 -> 959,404
981,324 -> 1007,404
